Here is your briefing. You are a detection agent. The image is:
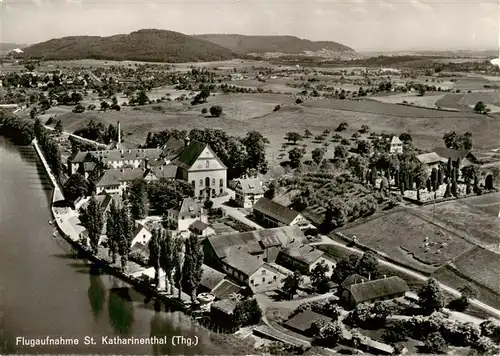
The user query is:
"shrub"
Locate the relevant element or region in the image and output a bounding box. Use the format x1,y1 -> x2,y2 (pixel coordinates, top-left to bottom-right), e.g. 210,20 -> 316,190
209,105 -> 223,117
296,98 -> 303,104
423,332 -> 448,354
273,105 -> 281,112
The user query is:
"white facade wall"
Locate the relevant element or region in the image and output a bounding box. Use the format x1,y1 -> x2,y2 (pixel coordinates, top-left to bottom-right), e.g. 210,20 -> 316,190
249,266 -> 285,293
131,227 -> 152,247
235,191 -> 263,208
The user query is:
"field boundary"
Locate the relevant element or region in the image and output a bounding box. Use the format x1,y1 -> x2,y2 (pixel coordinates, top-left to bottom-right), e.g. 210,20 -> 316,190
443,261 -> 500,297
402,189 -> 498,206
332,231 -> 434,277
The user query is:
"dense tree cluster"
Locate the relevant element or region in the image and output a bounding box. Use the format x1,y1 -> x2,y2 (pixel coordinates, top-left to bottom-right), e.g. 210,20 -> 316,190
443,131 -> 472,151
34,118 -> 63,180
233,299 -> 262,328
143,128 -> 269,179
0,110 -> 35,144
73,120 -> 122,144
331,252 -> 379,284
147,179 -> 194,214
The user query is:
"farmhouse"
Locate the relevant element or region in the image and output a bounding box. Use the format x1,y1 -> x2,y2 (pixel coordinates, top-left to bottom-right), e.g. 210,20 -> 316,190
210,299 -> 238,330
252,197 -> 310,229
284,310 -> 332,337
92,168 -> 156,195
277,244 -> 336,277
130,223 -> 152,247
166,198 -> 208,233
172,140 -> 227,199
234,178 -> 265,208
203,226 -> 307,292
199,265 -> 243,300
432,147 -> 478,167
389,136 -> 403,154
189,220 -> 216,237
417,152 -> 447,172
340,275 -> 409,309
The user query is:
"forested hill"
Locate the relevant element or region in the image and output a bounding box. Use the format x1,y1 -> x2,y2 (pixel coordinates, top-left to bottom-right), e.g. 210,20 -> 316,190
21,29 -> 239,62
194,34 -> 355,54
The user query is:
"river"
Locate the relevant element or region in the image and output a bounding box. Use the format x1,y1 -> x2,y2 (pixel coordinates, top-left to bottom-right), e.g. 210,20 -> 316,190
0,137 -> 228,355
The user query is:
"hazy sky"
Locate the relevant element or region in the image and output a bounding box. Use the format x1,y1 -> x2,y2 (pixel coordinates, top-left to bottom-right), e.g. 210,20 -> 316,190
1,0 -> 498,51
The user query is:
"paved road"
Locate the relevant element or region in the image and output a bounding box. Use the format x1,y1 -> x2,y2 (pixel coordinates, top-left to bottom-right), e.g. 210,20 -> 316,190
254,294 -> 311,348
310,236 -> 500,320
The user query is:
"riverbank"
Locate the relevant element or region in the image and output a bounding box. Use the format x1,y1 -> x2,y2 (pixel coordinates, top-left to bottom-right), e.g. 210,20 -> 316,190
31,138 -> 193,309
30,138 -> 263,354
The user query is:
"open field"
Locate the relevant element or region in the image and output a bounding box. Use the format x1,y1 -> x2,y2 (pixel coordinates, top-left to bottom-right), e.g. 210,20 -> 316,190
433,247 -> 500,310
369,92 -> 446,109
421,193 -> 500,248
302,97 -> 476,118
318,244 -> 425,290
231,82 -> 301,95
436,90 -> 500,112
339,209 -> 475,274
50,92 -> 500,155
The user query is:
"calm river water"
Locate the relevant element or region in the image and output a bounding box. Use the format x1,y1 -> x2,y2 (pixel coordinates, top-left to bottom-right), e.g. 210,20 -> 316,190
0,137 -> 226,355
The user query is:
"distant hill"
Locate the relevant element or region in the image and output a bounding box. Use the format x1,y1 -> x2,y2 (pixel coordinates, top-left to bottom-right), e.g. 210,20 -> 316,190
193,34 -> 355,55
21,29 -> 238,62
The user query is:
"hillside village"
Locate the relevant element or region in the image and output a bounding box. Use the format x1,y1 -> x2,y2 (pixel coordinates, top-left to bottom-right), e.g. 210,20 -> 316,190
1,46 -> 500,355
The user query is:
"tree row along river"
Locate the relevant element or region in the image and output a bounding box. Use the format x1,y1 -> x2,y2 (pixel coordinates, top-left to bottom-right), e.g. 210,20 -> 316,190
0,136 -> 227,355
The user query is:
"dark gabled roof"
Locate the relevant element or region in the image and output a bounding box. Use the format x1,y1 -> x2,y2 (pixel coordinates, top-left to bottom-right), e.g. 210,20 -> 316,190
223,250 -> 265,277
280,245 -> 325,265
206,226 -> 306,259
83,162 -> 97,172
253,197 -> 300,225
284,310 -> 331,333
200,264 -> 226,291
93,168 -> 145,187
211,299 -> 238,315
349,276 -> 409,304
148,164 -> 178,179
341,274 -> 366,289
190,220 -> 210,232
172,141 -> 207,170
433,147 -> 470,161
211,279 -> 242,300
161,137 -> 186,159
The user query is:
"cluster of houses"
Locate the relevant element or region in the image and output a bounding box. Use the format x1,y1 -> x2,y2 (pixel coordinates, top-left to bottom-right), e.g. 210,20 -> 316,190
71,127 -> 420,349
69,136 -> 228,200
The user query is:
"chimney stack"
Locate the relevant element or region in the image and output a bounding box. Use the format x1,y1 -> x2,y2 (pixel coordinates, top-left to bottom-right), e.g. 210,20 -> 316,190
117,121 -> 121,148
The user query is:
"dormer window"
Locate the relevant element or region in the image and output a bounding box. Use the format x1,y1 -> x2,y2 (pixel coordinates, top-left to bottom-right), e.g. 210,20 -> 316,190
206,160 -> 209,168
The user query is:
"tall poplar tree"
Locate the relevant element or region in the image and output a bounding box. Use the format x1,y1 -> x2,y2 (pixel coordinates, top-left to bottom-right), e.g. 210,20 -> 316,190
148,229 -> 161,286
83,196 -> 104,255
159,230 -> 179,294
106,200 -> 120,264
182,235 -> 204,303
117,207 -> 134,271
